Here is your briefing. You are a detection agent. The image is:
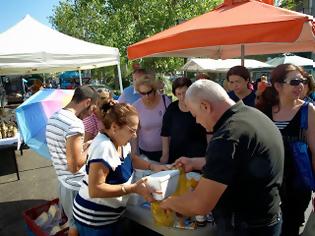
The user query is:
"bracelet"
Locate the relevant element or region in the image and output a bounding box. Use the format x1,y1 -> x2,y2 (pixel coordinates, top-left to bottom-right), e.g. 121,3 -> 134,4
121,184 -> 127,194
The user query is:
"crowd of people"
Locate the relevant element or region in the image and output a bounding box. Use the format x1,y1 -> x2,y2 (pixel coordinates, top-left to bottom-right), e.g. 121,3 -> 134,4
45,63 -> 315,236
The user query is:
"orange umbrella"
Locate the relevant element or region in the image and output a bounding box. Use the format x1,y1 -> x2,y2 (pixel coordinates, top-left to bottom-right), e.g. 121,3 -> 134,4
128,0 -> 315,60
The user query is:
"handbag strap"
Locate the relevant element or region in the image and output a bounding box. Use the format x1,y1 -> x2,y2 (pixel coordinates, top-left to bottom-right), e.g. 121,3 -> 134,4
300,101 -> 309,129
162,94 -> 167,110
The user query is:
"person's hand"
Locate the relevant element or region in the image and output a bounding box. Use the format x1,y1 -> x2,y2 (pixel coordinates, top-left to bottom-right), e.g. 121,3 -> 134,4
160,155 -> 168,164
133,178 -> 155,202
159,196 -> 175,211
173,157 -> 194,173
83,140 -> 92,151
150,163 -> 170,172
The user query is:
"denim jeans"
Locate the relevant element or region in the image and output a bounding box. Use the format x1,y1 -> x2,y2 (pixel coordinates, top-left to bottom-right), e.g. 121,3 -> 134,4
75,220 -> 122,236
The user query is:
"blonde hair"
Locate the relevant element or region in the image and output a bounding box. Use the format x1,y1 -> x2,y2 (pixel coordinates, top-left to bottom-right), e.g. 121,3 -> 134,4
134,73 -> 159,92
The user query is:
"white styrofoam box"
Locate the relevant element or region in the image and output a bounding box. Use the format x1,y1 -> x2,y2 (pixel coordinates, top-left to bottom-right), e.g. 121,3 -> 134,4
127,193 -> 145,206
146,169 -> 180,201
133,169 -> 152,182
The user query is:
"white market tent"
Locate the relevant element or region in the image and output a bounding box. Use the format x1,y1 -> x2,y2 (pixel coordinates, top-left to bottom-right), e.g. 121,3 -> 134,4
181,58 -> 273,72
0,15 -> 123,92
265,53 -> 314,67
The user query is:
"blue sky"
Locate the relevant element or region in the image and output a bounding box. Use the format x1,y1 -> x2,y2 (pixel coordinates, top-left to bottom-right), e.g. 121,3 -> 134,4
0,0 -> 60,32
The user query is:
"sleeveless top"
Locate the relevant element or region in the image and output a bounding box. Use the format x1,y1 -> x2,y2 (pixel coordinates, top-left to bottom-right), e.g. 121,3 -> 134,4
267,106 -> 307,187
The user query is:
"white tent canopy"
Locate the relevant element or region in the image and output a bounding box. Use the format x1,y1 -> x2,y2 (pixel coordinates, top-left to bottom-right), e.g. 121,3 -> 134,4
0,15 -> 123,92
181,58 -> 272,72
266,53 -> 314,67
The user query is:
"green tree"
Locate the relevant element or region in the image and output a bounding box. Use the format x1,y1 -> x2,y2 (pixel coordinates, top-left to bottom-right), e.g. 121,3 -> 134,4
50,0 -> 221,88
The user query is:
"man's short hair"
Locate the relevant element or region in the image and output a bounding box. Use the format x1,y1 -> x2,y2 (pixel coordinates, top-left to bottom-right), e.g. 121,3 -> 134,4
71,85 -> 98,104
186,80 -> 229,104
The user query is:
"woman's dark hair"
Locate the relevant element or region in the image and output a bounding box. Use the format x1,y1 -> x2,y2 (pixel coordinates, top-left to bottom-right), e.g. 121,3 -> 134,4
172,77 -> 192,95
100,102 -> 138,129
226,66 -> 250,81
256,63 -> 305,113
303,72 -> 315,96
255,87 -> 278,114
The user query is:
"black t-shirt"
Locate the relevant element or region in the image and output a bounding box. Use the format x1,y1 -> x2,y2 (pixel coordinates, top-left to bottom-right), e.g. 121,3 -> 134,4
161,101 -> 207,164
228,90 -> 256,107
203,102 -> 284,225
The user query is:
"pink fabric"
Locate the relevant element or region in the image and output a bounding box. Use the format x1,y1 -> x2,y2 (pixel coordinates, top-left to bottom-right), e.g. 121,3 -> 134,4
83,113 -> 100,137
133,95 -> 170,152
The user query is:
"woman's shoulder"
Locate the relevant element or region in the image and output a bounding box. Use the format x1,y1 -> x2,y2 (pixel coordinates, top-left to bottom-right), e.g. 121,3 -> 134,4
132,98 -> 143,108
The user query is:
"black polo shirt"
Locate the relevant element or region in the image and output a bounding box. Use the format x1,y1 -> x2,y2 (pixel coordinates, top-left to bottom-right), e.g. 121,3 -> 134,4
203,102 -> 284,225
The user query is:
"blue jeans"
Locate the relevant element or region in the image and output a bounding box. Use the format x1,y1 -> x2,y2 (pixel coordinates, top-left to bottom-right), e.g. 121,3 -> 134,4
75,220 -> 122,236
215,213 -> 282,236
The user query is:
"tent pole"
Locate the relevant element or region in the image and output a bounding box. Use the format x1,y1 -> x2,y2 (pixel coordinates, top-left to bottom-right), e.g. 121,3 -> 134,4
241,45 -> 245,66
79,70 -> 82,85
117,63 -> 123,93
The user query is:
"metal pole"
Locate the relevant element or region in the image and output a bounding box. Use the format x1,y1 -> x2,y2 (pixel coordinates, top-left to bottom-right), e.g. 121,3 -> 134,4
241,45 -> 245,66
79,70 -> 82,85
117,63 -> 123,93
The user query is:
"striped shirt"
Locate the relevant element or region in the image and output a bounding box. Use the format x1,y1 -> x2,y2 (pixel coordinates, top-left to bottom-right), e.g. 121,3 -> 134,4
82,113 -> 104,139
46,109 -> 85,190
73,133 -> 134,228
274,121 -> 290,130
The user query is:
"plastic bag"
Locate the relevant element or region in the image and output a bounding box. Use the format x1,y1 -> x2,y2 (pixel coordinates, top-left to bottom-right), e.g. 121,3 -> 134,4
151,201 -> 175,227
151,168 -> 198,227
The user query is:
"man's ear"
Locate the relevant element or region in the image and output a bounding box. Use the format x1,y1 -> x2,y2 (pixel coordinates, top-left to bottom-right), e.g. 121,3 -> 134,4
200,100 -> 211,114
85,98 -> 92,107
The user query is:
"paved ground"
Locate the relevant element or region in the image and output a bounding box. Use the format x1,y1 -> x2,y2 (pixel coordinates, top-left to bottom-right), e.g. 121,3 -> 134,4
0,148 -> 58,236
0,148 -> 314,236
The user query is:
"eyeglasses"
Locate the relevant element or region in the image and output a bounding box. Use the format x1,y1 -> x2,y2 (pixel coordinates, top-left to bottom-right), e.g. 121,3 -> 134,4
282,78 -> 308,86
126,125 -> 137,134
138,89 -> 154,96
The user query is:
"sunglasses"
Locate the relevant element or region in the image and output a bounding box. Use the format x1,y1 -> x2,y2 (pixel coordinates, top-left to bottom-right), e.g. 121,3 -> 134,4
282,78 -> 308,86
139,88 -> 154,96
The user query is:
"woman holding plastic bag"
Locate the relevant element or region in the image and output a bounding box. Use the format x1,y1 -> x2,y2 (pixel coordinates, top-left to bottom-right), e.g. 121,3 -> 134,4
72,100 -> 168,236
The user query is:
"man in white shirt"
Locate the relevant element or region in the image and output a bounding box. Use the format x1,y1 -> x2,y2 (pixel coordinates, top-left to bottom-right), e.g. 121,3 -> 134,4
46,85 -> 98,236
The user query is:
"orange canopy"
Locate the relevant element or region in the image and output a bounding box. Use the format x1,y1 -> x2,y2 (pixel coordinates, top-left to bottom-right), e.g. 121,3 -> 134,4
128,0 -> 315,60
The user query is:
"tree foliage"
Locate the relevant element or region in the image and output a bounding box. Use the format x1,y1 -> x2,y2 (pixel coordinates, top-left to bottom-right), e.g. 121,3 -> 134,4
50,0 -> 221,87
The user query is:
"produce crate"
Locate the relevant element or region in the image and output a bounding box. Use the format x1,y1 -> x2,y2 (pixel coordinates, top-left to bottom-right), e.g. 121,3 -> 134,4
22,198 -> 68,236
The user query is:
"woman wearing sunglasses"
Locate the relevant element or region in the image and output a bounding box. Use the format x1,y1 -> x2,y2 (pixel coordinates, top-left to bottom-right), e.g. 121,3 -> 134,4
257,64 -> 315,236
131,73 -> 171,162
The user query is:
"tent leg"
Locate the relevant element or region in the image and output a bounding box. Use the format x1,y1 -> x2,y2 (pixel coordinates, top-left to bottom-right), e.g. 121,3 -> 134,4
117,63 -> 123,94
79,70 -> 82,85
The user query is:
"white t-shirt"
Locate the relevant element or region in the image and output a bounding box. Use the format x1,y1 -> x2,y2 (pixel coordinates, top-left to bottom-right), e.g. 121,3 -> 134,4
46,109 -> 85,190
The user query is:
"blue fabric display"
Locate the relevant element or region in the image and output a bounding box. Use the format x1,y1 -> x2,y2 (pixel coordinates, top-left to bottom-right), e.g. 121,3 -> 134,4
290,102 -> 315,191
